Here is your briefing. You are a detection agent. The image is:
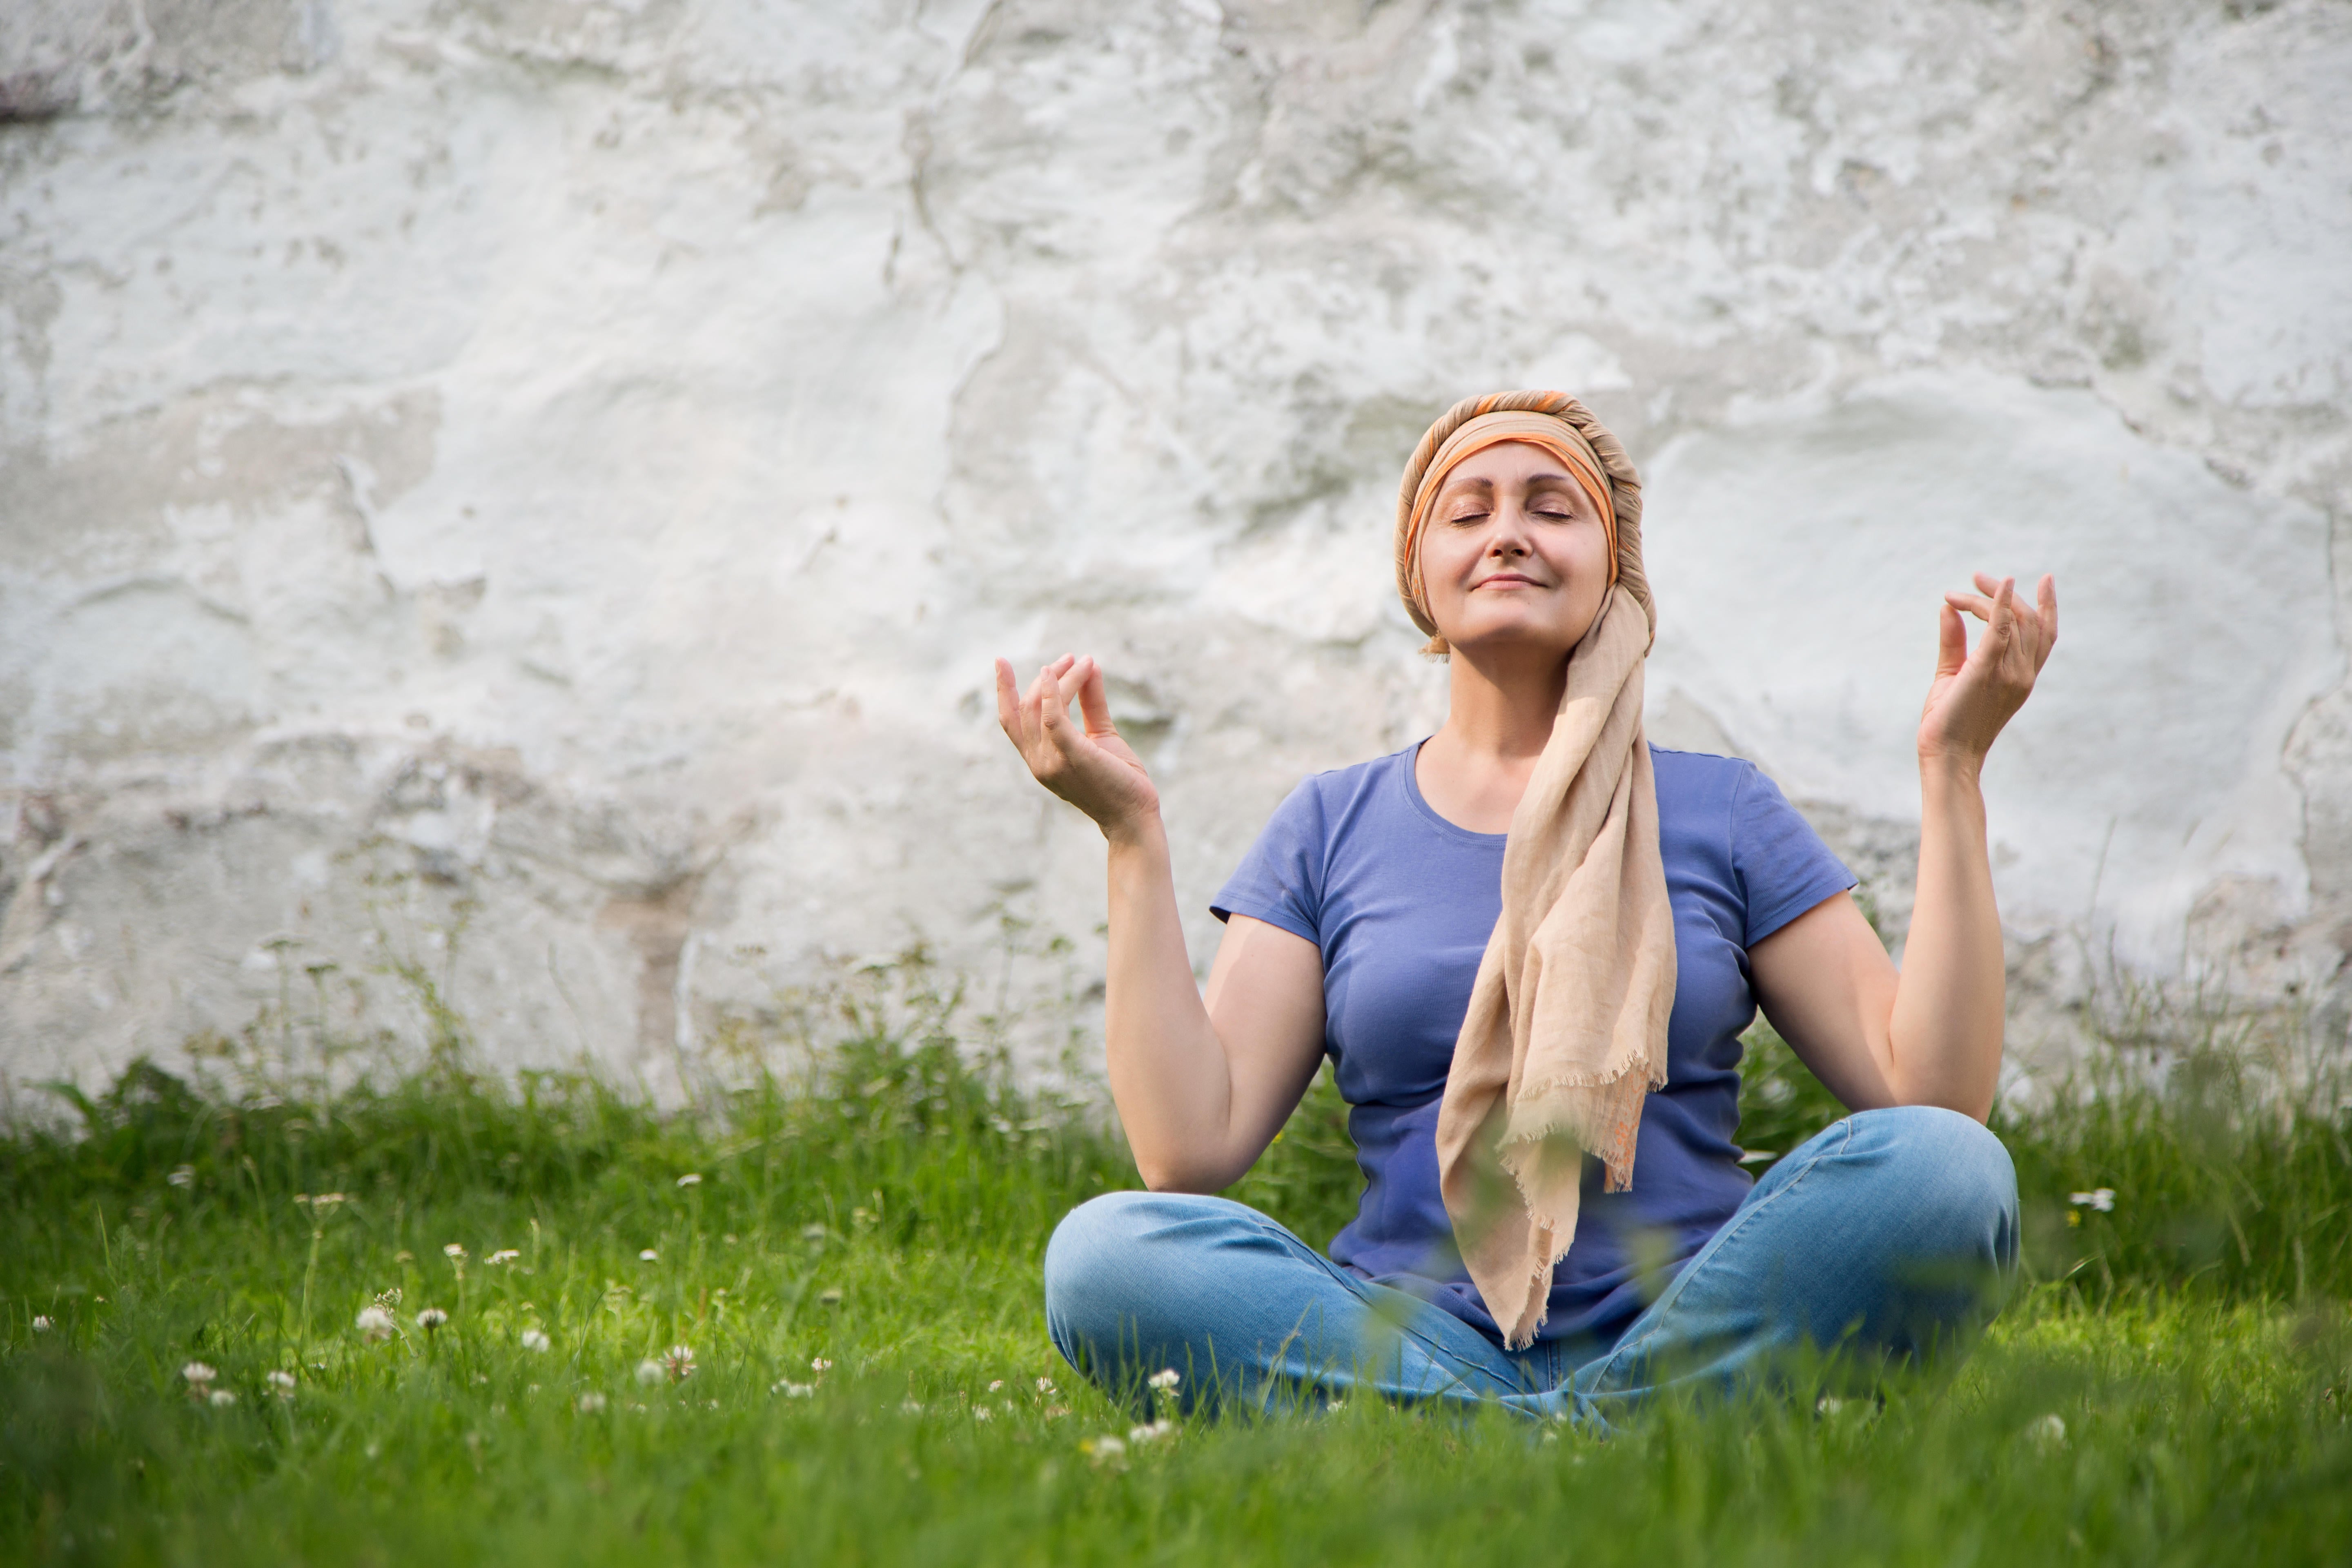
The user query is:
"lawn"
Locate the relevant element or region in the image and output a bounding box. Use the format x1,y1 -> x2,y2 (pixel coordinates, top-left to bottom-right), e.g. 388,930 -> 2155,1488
4,971 -> 2348,1566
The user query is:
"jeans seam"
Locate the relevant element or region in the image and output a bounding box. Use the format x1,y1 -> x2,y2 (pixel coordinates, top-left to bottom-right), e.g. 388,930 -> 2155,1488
1578,1116 -> 1857,1391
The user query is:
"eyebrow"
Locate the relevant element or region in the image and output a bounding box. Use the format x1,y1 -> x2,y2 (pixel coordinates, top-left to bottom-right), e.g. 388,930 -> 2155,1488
1441,470 -> 1581,493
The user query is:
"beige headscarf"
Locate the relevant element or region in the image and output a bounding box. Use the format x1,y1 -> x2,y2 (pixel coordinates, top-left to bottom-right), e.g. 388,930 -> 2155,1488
1396,390 -> 1678,1351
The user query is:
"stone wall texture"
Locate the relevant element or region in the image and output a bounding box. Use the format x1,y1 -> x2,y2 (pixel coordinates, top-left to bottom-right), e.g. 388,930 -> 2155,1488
2,0 -> 2347,1103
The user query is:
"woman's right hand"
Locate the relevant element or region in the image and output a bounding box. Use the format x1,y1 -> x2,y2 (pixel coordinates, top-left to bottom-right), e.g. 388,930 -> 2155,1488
994,654 -> 1162,842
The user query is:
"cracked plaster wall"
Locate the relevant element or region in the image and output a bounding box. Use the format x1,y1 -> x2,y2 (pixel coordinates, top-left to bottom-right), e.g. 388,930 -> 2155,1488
1,0 -> 2347,1103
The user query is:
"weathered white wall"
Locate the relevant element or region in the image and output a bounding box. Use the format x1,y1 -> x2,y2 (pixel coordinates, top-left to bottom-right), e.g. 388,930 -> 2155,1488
2,0 -> 2347,1102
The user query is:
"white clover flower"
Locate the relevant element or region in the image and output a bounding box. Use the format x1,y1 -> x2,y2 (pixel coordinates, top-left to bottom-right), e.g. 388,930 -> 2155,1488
987,1379 -> 1004,1393
416,1307 -> 449,1330
1035,1376 -> 1055,1394
168,1164 -> 195,1188
486,1250 -> 521,1266
639,1249 -> 659,1263
900,1399 -> 925,1415
636,1359 -> 665,1386
1080,1434 -> 1126,1463
208,1388 -> 238,1408
267,1370 -> 297,1399
356,1305 -> 396,1342
31,1316 -> 52,1333
183,1362 -> 218,1387
773,1381 -> 815,1398
973,1405 -> 993,1421
661,1345 -> 697,1381
1128,1419 -> 1174,1443
676,1173 -> 702,1188
2067,1189 -> 2116,1213
520,1328 -> 551,1352
2025,1413 -> 2068,1449
578,1392 -> 608,1413
811,1357 -> 833,1374
443,1243 -> 467,1260
1147,1369 -> 1180,1392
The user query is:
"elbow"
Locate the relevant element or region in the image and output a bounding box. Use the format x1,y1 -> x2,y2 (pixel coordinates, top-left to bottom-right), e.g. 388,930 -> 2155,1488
1134,1151 -> 1239,1196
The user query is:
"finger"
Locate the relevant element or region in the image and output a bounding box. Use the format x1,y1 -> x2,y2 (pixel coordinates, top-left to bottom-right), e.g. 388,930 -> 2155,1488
1944,591 -> 1996,622
1038,662 -> 1078,748
1024,664 -> 1058,747
993,658 -> 1023,739
1972,571 -> 2004,597
1054,657 -> 1091,720
1936,601 -> 1967,679
1986,577 -> 2016,653
2037,574 -> 2059,652
1073,655 -> 1116,735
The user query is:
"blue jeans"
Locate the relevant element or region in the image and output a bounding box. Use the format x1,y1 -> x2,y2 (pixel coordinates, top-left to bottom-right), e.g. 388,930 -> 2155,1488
1044,1105 -> 2018,1426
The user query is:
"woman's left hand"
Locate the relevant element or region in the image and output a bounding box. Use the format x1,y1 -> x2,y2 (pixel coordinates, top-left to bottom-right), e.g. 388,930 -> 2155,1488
1917,572 -> 2058,769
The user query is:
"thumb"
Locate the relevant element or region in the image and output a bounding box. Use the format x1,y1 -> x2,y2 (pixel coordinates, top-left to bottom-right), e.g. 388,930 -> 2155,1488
1935,602 -> 1967,680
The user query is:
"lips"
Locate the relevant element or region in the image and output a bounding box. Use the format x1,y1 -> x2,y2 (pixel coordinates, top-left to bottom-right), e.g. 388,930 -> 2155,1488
1474,572 -> 1544,590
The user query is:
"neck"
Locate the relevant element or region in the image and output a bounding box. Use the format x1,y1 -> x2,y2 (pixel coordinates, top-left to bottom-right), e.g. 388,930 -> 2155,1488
1412,639 -> 1571,834
1432,641 -> 1569,764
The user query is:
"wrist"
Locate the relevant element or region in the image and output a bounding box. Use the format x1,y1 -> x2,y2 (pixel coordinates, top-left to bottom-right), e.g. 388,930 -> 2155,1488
1916,748 -> 1985,794
1102,810 -> 1168,853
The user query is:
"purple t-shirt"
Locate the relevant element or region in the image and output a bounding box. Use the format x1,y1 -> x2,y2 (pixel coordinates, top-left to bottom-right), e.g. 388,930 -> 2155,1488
1212,743 -> 1854,1348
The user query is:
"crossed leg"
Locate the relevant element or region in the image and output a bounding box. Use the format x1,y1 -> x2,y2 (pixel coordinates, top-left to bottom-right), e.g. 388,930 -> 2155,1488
1044,1105 -> 2017,1425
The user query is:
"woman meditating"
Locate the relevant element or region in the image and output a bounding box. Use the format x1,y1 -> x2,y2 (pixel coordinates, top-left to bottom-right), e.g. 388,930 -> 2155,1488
993,390 -> 2056,1424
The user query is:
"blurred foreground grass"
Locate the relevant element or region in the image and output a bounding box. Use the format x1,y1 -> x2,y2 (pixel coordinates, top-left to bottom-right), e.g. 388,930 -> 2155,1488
4,971 -> 2349,1566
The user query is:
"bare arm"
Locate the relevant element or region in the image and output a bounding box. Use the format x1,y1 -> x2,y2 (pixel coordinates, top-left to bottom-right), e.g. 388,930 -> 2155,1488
996,654 -> 1327,1191
1748,573 -> 2058,1123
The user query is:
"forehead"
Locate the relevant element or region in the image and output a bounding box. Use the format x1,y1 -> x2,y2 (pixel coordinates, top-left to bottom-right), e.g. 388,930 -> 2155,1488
1436,439 -> 1576,489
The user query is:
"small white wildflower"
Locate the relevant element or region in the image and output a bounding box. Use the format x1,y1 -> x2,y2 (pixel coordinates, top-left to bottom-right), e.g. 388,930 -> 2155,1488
208,1388 -> 238,1408
355,1305 -> 396,1341
1327,1400 -> 1345,1412
1035,1376 -> 1055,1394
577,1392 -> 608,1413
2067,1189 -> 2116,1213
1128,1419 -> 1174,1443
1147,1368 -> 1180,1392
661,1345 -> 696,1381
443,1243 -> 467,1260
167,1164 -> 194,1187
774,1381 -> 814,1398
267,1370 -> 297,1399
900,1399 -> 925,1414
312,1193 -> 347,1209
416,1307 -> 449,1330
676,1173 -> 702,1187
639,1249 -> 659,1262
811,1357 -> 833,1374
1081,1434 -> 1126,1463
987,1379 -> 1004,1393
974,1405 -> 993,1421
182,1362 -> 218,1387
31,1316 -> 52,1333
520,1328 -> 551,1352
801,1223 -> 828,1242
2025,1413 -> 2068,1449
636,1360 -> 665,1386
486,1250 -> 521,1266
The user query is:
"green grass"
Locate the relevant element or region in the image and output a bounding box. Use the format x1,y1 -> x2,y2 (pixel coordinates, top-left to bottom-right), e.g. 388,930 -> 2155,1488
4,990 -> 2349,1565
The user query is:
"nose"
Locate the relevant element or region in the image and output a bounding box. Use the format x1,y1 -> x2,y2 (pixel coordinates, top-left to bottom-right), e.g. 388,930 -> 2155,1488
1487,499 -> 1535,556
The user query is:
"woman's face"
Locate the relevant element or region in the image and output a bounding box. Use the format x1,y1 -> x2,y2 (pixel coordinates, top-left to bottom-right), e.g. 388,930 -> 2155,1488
1417,440 -> 1613,661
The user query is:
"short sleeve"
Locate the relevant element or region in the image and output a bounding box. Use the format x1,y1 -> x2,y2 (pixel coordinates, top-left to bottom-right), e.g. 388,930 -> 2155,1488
1730,765 -> 1857,948
1210,779 -> 1329,947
